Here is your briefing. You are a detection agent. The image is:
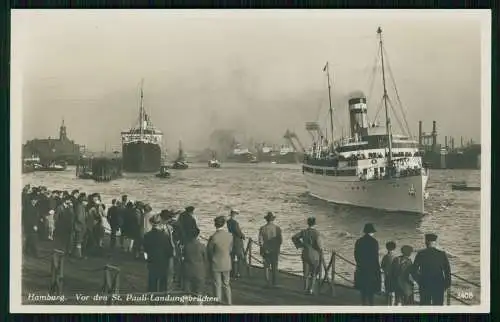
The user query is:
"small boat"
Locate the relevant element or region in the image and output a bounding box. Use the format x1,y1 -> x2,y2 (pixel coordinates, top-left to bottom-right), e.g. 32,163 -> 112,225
78,172 -> 93,179
208,151 -> 221,168
171,141 -> 189,170
34,162 -> 67,171
155,165 -> 171,178
452,181 -> 480,191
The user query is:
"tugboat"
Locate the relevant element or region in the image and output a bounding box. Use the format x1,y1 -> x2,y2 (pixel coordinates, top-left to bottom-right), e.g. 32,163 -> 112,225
208,152 -> 221,168
451,181 -> 480,191
171,141 -> 189,170
155,165 -> 171,178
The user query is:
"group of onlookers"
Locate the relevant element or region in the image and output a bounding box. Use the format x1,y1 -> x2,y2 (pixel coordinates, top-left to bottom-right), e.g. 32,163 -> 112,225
22,184 -> 452,306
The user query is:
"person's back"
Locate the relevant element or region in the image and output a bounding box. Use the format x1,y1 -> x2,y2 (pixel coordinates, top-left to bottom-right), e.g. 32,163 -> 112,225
207,229 -> 233,272
143,228 -> 173,264
413,247 -> 450,288
259,222 -> 282,253
183,236 -> 207,294
381,241 -> 397,303
295,227 -> 321,263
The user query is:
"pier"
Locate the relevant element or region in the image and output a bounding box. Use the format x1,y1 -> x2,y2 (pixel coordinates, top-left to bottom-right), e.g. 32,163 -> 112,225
22,236 -> 479,306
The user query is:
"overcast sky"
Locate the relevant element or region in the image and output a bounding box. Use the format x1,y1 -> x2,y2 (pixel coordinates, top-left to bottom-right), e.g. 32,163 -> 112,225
13,10 -> 486,152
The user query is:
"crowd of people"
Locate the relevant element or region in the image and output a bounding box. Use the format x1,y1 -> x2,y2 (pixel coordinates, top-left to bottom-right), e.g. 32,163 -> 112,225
22,184 -> 452,306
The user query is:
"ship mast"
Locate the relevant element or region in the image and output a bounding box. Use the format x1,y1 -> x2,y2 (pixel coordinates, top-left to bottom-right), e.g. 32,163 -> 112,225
377,27 -> 393,168
324,62 -> 335,152
139,79 -> 145,139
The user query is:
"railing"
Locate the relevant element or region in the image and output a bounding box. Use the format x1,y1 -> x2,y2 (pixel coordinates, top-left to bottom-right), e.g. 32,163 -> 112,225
30,249 -> 219,305
199,236 -> 480,306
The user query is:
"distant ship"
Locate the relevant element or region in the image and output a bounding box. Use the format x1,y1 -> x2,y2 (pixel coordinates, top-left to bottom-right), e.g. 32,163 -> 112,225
121,81 -> 163,173
227,143 -> 258,163
302,27 -> 429,214
171,141 -> 189,170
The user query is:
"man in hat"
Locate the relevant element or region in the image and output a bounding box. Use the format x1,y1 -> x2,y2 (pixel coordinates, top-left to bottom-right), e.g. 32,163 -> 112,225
226,209 -> 246,278
354,223 -> 381,305
22,197 -> 40,257
107,199 -> 122,249
258,211 -> 282,287
143,215 -> 176,292
207,215 -> 233,305
292,217 -> 323,295
177,206 -> 199,245
412,233 -> 451,305
392,245 -> 416,305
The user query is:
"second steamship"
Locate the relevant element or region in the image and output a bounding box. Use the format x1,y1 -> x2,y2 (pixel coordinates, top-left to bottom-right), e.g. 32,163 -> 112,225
121,81 -> 163,173
302,27 -> 429,214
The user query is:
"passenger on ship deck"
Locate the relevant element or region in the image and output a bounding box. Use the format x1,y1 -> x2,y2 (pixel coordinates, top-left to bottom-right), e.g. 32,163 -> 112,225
292,217 -> 323,295
226,209 -> 246,278
258,212 -> 282,288
354,223 -> 381,306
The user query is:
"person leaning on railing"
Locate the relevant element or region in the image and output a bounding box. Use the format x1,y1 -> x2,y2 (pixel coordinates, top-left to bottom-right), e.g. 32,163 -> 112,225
291,217 -> 323,295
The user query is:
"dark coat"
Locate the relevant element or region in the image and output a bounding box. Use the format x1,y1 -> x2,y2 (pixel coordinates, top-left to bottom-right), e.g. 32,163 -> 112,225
107,205 -> 120,229
55,205 -> 74,239
178,213 -> 199,244
227,218 -> 245,255
391,255 -> 415,296
122,207 -> 141,239
143,228 -> 175,271
206,229 -> 233,272
22,202 -> 39,233
182,238 -> 207,281
354,234 -> 381,293
412,247 -> 451,290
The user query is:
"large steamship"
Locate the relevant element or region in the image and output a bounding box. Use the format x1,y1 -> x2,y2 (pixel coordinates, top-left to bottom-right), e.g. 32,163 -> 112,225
302,27 -> 429,214
121,81 -> 163,173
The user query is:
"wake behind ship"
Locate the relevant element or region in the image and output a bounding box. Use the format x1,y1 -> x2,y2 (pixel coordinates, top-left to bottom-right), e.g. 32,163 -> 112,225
121,82 -> 163,173
302,27 -> 429,214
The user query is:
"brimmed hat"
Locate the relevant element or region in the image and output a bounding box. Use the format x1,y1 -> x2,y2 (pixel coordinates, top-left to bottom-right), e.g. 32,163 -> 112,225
160,209 -> 175,220
425,233 -> 438,242
264,212 -> 276,221
363,223 -> 376,234
230,209 -> 239,215
401,245 -> 414,256
185,206 -> 195,213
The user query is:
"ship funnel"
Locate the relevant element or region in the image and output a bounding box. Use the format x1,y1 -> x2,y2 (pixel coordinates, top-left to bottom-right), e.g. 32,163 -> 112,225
348,92 -> 368,139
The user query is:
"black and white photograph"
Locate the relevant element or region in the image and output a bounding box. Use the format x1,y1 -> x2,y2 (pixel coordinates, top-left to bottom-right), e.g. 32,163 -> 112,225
10,9 -> 490,313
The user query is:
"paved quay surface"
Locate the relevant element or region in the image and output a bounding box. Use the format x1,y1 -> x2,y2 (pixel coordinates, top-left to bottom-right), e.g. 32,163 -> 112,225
22,240 -> 386,306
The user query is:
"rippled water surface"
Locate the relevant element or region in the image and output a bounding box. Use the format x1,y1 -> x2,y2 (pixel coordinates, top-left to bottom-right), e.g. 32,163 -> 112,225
22,164 -> 481,288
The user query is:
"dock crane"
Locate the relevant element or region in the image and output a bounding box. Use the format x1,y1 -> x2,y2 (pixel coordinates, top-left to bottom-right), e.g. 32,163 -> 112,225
283,129 -> 306,153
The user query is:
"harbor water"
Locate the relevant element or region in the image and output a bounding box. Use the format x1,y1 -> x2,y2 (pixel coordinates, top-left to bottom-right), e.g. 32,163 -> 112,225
22,164 -> 481,289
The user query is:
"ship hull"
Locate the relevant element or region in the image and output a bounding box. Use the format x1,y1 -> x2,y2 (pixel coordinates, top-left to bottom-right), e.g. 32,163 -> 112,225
271,152 -> 303,164
122,141 -> 161,173
303,167 -> 428,214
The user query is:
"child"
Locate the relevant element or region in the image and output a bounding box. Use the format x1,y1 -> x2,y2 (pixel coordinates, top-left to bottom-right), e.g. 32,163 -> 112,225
381,241 -> 397,305
392,245 -> 416,306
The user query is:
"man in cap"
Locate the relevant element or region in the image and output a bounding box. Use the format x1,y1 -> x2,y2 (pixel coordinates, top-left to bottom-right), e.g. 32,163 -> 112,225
412,233 -> 451,305
292,217 -> 323,295
207,215 -> 233,305
258,212 -> 282,287
354,223 -> 381,305
143,215 -> 176,292
392,245 -> 416,305
226,208 -> 246,278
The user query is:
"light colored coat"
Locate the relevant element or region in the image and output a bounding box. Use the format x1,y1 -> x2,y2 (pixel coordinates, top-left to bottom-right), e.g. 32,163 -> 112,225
206,228 -> 233,272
